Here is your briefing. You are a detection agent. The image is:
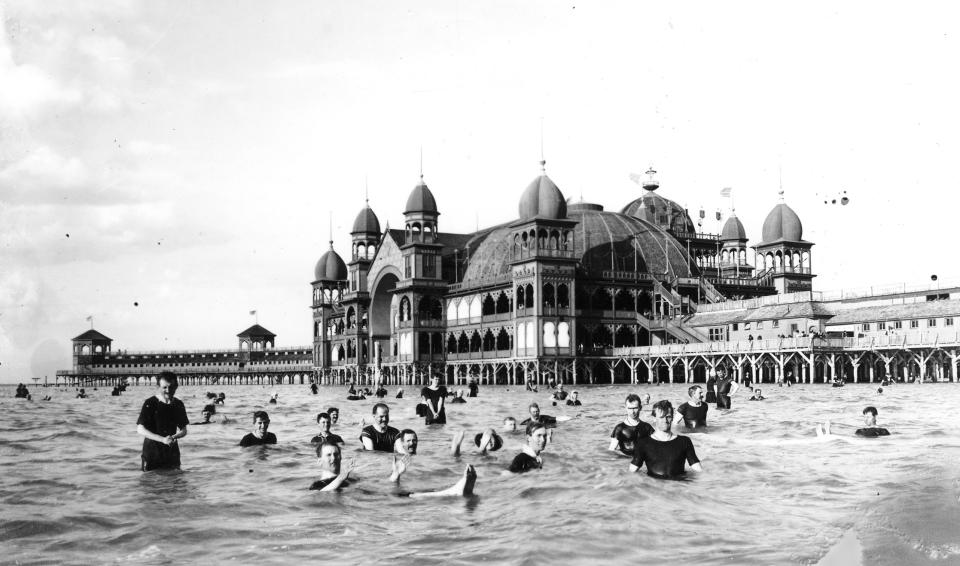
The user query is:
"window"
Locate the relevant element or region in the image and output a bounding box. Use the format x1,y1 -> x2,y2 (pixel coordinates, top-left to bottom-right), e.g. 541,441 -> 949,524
878,322 -> 886,330
909,320 -> 919,329
772,320 -> 779,328
708,328 -> 725,341
947,318 -> 954,327
732,323 -> 739,331
862,323 -> 871,331
744,322 -> 751,330
757,321 -> 764,329
894,321 -> 902,329
404,256 -> 411,278
928,318 -> 937,327
423,255 -> 437,278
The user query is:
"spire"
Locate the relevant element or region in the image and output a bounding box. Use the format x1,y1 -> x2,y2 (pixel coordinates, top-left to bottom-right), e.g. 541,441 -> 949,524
540,117 -> 545,173
328,211 -> 333,246
419,146 -> 424,184
365,176 -> 369,206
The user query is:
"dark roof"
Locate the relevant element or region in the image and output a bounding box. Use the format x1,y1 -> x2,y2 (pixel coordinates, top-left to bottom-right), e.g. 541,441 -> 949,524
828,300 -> 960,324
386,229 -> 477,253
518,174 -> 567,220
621,188 -> 696,234
72,329 -> 112,341
351,205 -> 381,235
721,213 -> 747,241
405,181 -> 438,214
314,244 -> 348,281
237,324 -> 276,338
760,202 -> 803,244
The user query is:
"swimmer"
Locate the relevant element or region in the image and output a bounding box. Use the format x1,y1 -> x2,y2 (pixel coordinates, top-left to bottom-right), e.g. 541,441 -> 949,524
566,391 -> 582,406
76,388 -> 88,399
716,374 -> 740,409
327,407 -> 339,426
629,400 -> 702,479
552,383 -> 568,401
507,422 -> 548,473
749,388 -> 765,401
520,403 -> 557,428
195,404 -> 216,425
525,379 -> 538,393
449,389 -> 467,404
502,417 -> 518,433
360,403 -> 401,452
641,393 -> 651,407
310,412 -> 345,446
268,393 -> 278,405
674,386 -> 709,429
136,371 -> 189,471
395,429 -> 418,455
215,392 -> 226,405
816,406 -> 890,438
395,387 -> 404,399
310,382 -> 319,395
451,428 -> 503,456
346,391 -> 366,401
468,379 -> 479,398
421,375 -> 447,424
239,411 -> 277,447
375,385 -> 388,398
877,387 -> 883,395
609,394 -> 654,455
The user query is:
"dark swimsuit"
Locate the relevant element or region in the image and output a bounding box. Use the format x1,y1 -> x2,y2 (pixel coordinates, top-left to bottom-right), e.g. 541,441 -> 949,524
631,435 -> 700,479
610,421 -> 655,455
677,402 -> 708,428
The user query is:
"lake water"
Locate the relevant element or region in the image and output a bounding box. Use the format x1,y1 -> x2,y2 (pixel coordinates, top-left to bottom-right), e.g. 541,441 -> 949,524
2,382 -> 959,565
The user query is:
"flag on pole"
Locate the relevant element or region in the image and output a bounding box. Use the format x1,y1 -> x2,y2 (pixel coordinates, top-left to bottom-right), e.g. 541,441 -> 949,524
85,315 -> 93,322
249,310 -> 257,316
719,187 -> 732,198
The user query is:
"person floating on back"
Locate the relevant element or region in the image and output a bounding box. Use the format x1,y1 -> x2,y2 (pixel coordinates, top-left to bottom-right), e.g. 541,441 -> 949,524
816,406 -> 890,438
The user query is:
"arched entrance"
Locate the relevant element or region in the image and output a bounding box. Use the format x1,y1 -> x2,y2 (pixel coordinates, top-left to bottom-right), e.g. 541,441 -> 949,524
369,270 -> 401,363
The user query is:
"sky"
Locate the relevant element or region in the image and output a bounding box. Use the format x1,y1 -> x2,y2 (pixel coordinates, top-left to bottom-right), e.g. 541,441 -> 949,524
1,1 -> 959,383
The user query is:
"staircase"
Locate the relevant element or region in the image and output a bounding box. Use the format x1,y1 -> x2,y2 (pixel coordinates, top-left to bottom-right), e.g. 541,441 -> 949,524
699,277 -> 725,303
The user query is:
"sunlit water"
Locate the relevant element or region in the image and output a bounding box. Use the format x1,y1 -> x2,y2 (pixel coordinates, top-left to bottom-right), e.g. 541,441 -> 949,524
2,382 -> 960,565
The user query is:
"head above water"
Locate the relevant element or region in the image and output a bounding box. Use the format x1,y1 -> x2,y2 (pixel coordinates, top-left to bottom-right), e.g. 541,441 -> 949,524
688,385 -> 703,399
503,417 -> 517,431
316,442 -> 341,471
398,429 -> 418,454
528,403 -> 540,418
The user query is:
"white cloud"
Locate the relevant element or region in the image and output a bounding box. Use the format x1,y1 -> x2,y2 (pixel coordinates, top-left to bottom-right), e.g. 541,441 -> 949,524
0,17 -> 82,119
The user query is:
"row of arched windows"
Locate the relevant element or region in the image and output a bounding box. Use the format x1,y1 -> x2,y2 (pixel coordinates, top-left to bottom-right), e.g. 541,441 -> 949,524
512,228 -> 573,257
759,249 -> 811,272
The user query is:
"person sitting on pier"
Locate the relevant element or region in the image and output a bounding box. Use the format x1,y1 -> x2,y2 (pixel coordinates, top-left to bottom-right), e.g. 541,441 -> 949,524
520,403 -> 557,428
629,400 -> 702,479
239,411 -> 277,447
360,403 -> 401,452
310,412 -> 344,446
310,443 -> 477,497
749,388 -> 766,401
675,386 -> 709,429
816,406 -> 890,438
136,371 -> 189,471
451,428 -> 504,456
609,394 -> 654,455
507,422 -> 549,473
566,391 -> 582,406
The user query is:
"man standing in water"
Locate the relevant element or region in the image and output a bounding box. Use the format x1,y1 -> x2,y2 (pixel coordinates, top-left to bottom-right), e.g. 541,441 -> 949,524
674,386 -> 709,429
361,403 -> 401,452
629,400 -> 702,479
609,394 -> 654,455
136,371 -> 189,471
716,371 -> 740,410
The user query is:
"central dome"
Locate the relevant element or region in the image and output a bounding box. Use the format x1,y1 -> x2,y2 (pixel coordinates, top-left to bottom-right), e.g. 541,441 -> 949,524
518,172 -> 567,220
460,209 -> 697,283
622,189 -> 695,234
761,201 -> 803,243
314,243 -> 347,281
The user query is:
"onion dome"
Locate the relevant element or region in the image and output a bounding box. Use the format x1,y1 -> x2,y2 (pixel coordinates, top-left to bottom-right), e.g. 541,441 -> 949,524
760,193 -> 803,243
720,211 -> 747,241
351,205 -> 381,234
518,161 -> 567,220
404,177 -> 438,214
314,242 -> 348,281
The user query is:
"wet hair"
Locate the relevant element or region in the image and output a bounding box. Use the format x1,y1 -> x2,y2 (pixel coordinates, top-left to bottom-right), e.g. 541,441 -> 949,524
206,392 -> 217,399
687,385 -> 702,397
525,421 -> 547,436
218,392 -> 226,398
156,371 -> 178,386
863,406 -> 878,416
650,399 -> 674,416
528,402 -> 540,410
399,428 -> 417,439
202,404 -> 216,414
625,393 -> 641,406
252,410 -> 270,423
316,412 -> 330,423
316,442 -> 341,458
503,416 -> 517,425
372,402 -> 389,414
327,407 -> 339,415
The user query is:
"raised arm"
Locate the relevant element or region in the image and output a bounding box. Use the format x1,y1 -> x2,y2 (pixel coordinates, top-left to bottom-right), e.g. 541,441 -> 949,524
320,459 -> 355,492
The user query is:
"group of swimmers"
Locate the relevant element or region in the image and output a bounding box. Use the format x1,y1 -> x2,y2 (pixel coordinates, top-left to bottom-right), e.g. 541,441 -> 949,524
134,370 -> 892,493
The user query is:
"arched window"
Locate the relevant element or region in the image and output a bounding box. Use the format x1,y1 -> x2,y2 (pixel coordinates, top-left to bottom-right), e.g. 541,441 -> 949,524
549,230 -> 559,250
482,330 -> 496,351
458,332 -> 470,353
557,322 -> 570,347
482,295 -> 496,316
447,334 -> 458,354
496,292 -> 510,314
399,297 -> 411,322
447,301 -> 458,323
470,331 -> 482,352
516,286 -> 526,310
516,322 -> 527,350
525,284 -> 534,308
542,283 -> 555,308
457,299 -> 470,321
557,284 -> 569,309
526,321 -> 536,349
469,296 -> 482,321
496,328 -> 510,350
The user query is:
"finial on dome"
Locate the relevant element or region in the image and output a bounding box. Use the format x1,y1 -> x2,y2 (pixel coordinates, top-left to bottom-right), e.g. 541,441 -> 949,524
365,176 -> 369,206
642,166 -> 659,191
540,159 -> 546,173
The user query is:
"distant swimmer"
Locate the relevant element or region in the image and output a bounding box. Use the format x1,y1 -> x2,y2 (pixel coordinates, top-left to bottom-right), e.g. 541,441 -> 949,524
327,407 -> 340,426
195,405 -> 216,425
674,386 -> 709,429
310,382 -> 319,395
816,406 -> 890,438
641,393 -> 651,407
346,392 -> 366,401
629,400 -> 702,479
239,411 -> 277,447
502,417 -> 518,433
420,375 -> 447,424
468,379 -> 479,398
395,387 -> 404,399
451,428 -> 503,456
268,393 -> 278,405
15,383 -> 30,399
552,383 -> 568,401
136,371 -> 189,471
609,394 -> 654,455
749,388 -> 766,401
375,385 -> 388,399
520,403 -> 557,428
76,388 -> 88,399
215,392 -> 226,405
525,379 -> 538,393
449,389 -> 467,404
508,422 -> 548,473
566,391 -> 582,406
360,403 -> 401,452
310,412 -> 345,446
